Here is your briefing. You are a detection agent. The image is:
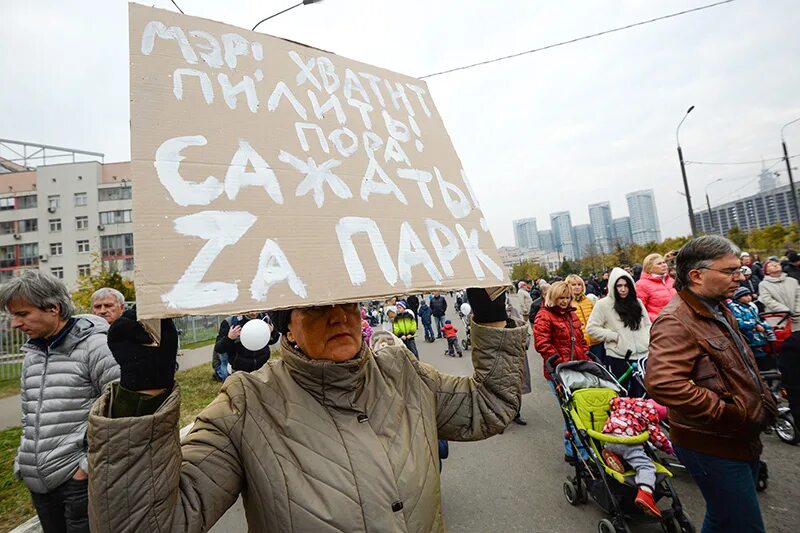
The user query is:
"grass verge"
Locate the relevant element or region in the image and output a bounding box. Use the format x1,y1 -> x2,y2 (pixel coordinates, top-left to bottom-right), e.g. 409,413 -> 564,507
0,374 -> 20,400
0,362 -> 226,531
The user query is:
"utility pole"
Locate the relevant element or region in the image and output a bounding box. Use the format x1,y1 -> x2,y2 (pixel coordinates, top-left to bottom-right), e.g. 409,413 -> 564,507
676,106 -> 697,237
782,135 -> 800,225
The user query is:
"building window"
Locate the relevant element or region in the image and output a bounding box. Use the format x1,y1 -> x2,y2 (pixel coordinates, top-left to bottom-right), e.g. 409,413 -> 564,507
99,209 -> 132,225
49,219 -> 62,232
77,240 -> 90,253
74,192 -> 88,207
0,245 -> 16,268
78,264 -> 91,277
50,243 -> 63,256
50,267 -> 64,279
76,216 -> 89,230
98,186 -> 132,201
0,221 -> 14,234
101,233 -> 134,257
17,195 -> 37,209
18,243 -> 38,266
0,197 -> 14,210
48,195 -> 60,210
18,219 -> 38,233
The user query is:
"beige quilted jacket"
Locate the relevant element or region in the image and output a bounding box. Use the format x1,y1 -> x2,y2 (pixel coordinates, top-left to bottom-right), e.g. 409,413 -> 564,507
87,320 -> 525,532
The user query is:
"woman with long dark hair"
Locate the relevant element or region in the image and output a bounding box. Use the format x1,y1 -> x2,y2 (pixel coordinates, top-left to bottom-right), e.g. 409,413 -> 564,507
587,267 -> 651,396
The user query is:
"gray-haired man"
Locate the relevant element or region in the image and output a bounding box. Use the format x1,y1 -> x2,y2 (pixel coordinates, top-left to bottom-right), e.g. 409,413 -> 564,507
0,270 -> 119,533
646,236 -> 776,533
90,287 -> 126,325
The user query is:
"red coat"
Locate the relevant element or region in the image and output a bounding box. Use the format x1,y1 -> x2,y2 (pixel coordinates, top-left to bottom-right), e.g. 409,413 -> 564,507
440,323 -> 459,339
635,272 -> 676,322
533,305 -> 591,380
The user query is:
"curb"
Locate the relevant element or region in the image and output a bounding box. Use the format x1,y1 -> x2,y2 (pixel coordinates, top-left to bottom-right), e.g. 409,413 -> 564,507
10,422 -> 195,533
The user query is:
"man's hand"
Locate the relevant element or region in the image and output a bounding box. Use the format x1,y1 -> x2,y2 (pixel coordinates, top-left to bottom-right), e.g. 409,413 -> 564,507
108,307 -> 179,394
466,288 -> 507,327
756,325 -> 765,332
227,325 -> 242,340
72,468 -> 88,481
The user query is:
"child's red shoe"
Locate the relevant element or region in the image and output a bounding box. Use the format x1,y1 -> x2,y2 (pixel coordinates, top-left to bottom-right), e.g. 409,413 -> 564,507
634,488 -> 661,518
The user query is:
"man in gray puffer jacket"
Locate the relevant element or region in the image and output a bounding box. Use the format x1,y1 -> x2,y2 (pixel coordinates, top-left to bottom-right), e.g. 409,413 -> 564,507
0,270 -> 119,533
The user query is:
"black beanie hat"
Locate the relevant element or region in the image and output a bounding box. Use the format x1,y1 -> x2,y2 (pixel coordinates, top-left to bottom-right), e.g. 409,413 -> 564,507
269,309 -> 293,334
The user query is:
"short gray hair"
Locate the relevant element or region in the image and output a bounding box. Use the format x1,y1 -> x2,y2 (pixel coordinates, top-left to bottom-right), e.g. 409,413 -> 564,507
0,270 -> 75,319
91,287 -> 125,306
675,235 -> 741,291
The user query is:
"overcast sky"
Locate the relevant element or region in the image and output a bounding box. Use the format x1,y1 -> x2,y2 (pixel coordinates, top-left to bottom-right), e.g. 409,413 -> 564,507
2,0 -> 800,247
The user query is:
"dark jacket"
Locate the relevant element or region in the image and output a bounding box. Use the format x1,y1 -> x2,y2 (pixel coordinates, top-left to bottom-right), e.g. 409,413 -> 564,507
430,296 -> 448,317
783,261 -> 800,283
646,289 -> 778,461
529,297 -> 544,325
406,295 -> 420,318
418,304 -> 433,324
533,305 -> 591,380
214,314 -> 279,373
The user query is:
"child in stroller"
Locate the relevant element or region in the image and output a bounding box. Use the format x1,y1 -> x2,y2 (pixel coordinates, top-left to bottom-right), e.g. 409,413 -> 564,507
547,356 -> 692,532
600,396 -> 673,518
727,287 -> 776,371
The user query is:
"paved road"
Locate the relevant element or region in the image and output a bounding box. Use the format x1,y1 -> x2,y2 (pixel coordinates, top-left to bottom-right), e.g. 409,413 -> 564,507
210,314 -> 799,533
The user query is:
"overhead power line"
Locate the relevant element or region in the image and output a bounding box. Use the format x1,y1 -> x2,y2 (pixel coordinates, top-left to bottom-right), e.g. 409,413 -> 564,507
418,0 -> 736,79
170,1 -> 184,15
686,155 -> 789,166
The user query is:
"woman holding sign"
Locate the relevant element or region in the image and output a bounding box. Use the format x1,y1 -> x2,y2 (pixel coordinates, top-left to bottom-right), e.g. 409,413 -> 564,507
87,289 -> 525,532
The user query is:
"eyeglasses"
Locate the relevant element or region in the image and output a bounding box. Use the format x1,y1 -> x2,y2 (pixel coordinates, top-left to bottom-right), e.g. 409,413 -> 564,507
699,267 -> 745,279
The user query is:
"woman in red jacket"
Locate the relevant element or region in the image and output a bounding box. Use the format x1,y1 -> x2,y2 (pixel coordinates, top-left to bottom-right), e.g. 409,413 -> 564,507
635,253 -> 676,321
534,281 -> 591,464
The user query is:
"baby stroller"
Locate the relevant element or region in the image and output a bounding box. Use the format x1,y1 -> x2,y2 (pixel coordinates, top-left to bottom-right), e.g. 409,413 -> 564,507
760,311 -> 792,356
458,308 -> 472,351
546,356 -> 694,533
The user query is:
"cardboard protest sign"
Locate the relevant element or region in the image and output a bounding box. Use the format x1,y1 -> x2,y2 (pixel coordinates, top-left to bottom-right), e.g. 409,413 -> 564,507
129,3 -> 508,318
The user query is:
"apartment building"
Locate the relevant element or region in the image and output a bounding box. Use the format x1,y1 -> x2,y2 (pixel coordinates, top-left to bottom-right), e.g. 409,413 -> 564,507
0,160 -> 133,289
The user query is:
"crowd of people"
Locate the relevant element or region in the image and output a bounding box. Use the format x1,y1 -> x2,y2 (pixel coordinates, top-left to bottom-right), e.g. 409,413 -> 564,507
0,237 -> 798,532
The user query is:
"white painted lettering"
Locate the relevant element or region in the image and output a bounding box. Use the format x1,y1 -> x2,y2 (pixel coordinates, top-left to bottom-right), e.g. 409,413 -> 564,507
154,135 -> 223,206
308,90 -> 346,125
317,57 -> 340,94
362,132 -> 384,159
335,216 -> 398,286
289,51 -> 321,90
173,68 -> 214,104
162,211 -> 257,308
435,167 -> 471,218
382,110 -> 410,142
406,83 -> 432,117
397,221 -> 442,287
278,151 -> 351,207
384,137 -> 410,165
221,33 -> 249,68
344,68 -> 370,103
328,128 -> 358,157
358,72 -> 386,108
425,219 -> 460,277
383,80 -> 415,116
224,140 -> 283,204
295,123 -> 330,153
189,30 -> 223,68
217,73 -> 259,113
141,21 -> 198,64
397,169 -> 434,207
347,98 -> 374,130
250,239 -> 307,300
267,81 -> 308,119
361,158 -> 407,204
456,224 -> 504,281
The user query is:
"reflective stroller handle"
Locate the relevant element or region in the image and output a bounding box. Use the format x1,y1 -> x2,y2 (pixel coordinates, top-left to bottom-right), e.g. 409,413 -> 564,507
545,354 -> 561,376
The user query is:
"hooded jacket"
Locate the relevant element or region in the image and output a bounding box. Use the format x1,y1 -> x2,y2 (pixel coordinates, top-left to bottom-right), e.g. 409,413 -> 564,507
87,320 -> 526,532
15,314 -> 119,494
586,268 -> 651,360
635,271 -> 677,322
759,273 -> 800,329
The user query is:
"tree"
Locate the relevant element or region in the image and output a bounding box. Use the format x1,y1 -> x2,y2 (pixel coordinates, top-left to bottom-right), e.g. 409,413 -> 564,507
556,259 -> 578,277
726,226 -> 747,249
510,260 -> 548,282
72,254 -> 136,311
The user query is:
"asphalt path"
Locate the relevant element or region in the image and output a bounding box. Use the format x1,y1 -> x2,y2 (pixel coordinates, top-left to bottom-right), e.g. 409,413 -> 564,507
210,307 -> 799,532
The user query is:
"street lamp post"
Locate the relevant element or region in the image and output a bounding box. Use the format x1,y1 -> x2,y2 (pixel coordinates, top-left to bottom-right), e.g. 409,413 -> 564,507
781,117 -> 800,225
677,106 -> 697,237
252,0 -> 325,31
704,178 -> 724,234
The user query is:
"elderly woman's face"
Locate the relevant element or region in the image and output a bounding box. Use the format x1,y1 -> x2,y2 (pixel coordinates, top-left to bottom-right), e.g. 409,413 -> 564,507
287,303 -> 363,362
765,261 -> 782,277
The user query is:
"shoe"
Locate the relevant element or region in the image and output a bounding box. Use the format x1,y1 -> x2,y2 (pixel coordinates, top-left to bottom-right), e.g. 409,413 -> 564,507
458,353 -> 463,358
601,449 -> 625,474
634,488 -> 661,518
513,415 -> 527,426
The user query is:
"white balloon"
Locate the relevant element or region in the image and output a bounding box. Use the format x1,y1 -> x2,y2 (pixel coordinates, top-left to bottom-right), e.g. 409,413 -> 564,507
460,303 -> 471,316
240,319 -> 272,351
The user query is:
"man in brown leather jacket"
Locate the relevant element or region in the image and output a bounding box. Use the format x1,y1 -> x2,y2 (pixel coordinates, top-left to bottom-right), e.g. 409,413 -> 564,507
646,235 -> 777,533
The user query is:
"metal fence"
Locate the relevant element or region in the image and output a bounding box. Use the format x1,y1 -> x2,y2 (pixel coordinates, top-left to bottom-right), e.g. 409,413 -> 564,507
0,313 -> 222,382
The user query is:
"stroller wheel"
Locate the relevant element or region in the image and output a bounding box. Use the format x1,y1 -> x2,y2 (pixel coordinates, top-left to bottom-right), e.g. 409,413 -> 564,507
676,511 -> 696,533
775,412 -> 800,444
563,481 -> 581,506
461,339 -> 469,350
757,476 -> 768,492
597,519 -> 619,533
